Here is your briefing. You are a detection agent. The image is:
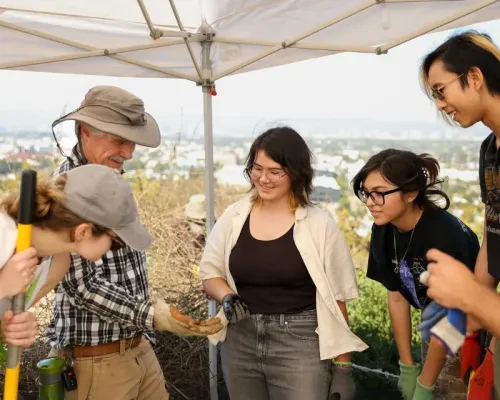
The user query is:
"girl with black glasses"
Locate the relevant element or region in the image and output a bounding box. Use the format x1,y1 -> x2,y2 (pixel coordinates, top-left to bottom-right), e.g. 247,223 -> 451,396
352,149 -> 479,400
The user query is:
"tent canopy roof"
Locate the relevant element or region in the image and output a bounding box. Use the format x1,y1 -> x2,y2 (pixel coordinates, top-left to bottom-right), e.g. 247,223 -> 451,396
1,0 -> 500,83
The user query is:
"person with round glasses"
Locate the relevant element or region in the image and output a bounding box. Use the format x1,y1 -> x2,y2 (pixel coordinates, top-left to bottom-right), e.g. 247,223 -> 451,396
352,149 -> 479,400
420,30 -> 500,399
200,126 -> 367,400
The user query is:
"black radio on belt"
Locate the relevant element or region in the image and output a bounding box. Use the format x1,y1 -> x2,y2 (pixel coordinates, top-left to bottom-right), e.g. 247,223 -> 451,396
62,364 -> 78,391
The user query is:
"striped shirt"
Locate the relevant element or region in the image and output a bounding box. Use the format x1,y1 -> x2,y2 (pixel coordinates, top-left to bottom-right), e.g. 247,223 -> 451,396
47,147 -> 156,348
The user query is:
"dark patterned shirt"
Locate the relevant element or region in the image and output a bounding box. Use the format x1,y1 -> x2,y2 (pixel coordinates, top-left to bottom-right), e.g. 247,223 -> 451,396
479,133 -> 500,279
367,207 -> 479,309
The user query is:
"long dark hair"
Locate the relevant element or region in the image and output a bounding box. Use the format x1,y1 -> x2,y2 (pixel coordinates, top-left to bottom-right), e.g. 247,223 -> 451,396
351,149 -> 450,210
244,126 -> 314,208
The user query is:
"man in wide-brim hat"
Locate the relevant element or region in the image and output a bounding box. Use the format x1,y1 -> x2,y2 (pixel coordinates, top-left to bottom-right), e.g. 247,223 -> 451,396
46,86 -> 222,400
52,85 -> 160,169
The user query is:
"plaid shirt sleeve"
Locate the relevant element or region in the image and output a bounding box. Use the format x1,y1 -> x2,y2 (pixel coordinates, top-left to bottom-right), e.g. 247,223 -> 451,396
61,253 -> 155,330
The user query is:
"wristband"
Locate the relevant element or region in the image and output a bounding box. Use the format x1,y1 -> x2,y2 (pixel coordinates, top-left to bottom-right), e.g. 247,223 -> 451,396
333,361 -> 352,367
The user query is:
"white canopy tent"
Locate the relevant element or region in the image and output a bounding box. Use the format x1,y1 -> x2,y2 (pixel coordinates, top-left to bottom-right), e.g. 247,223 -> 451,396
2,1 -> 500,398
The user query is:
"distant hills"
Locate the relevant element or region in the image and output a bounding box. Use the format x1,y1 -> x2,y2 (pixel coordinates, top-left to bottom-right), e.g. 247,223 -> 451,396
0,110 -> 490,140
208,115 -> 490,139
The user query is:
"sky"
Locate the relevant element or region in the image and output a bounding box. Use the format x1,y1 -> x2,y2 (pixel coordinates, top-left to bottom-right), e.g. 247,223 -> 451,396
1,19 -> 500,132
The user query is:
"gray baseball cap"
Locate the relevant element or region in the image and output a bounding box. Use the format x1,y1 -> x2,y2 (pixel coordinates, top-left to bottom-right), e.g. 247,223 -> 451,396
52,85 -> 161,148
61,164 -> 152,251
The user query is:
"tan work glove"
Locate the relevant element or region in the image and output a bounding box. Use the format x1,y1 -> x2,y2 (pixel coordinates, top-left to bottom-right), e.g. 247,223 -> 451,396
153,298 -> 223,337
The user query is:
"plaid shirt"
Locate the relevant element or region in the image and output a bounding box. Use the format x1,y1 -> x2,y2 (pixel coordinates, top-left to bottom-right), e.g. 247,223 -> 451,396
47,147 -> 156,348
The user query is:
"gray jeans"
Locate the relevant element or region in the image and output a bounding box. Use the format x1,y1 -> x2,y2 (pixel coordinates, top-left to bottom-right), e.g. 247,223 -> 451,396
220,309 -> 332,400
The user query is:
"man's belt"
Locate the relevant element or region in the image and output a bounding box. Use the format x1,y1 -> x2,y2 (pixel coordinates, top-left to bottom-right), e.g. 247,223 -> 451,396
72,335 -> 142,358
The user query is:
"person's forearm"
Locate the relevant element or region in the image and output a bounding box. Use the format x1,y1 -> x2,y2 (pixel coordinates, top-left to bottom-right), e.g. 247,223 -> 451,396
32,254 -> 70,306
468,236 -> 496,332
464,282 -> 500,338
388,291 -> 413,365
419,336 -> 447,386
474,238 -> 496,288
202,277 -> 234,303
334,300 -> 351,363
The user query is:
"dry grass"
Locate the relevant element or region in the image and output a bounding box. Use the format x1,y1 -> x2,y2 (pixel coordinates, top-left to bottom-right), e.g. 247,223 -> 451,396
1,177 -> 246,400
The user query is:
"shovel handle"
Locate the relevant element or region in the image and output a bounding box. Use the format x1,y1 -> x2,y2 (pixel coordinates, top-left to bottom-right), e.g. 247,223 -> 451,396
3,169 -> 36,400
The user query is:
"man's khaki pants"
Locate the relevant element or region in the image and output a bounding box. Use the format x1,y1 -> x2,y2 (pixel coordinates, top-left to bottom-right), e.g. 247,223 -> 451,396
48,339 -> 169,400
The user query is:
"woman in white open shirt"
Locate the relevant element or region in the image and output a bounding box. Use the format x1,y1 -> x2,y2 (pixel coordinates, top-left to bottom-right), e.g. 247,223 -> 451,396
200,126 -> 367,400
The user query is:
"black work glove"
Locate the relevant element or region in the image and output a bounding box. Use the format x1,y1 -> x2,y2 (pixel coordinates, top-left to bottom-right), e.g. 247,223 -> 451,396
222,293 -> 250,324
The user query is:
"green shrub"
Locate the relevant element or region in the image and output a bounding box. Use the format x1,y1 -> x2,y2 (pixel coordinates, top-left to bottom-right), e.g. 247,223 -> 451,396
353,368 -> 401,399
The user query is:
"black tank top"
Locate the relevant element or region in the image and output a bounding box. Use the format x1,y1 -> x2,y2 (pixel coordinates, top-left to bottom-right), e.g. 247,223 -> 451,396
229,216 -> 316,314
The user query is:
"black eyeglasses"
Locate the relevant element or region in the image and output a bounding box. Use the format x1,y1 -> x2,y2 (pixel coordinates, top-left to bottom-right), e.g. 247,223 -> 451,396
248,164 -> 287,182
358,187 -> 401,206
431,74 -> 464,102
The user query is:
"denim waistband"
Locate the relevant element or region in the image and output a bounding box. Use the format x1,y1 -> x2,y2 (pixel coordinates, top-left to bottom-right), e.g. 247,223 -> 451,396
251,309 -> 317,322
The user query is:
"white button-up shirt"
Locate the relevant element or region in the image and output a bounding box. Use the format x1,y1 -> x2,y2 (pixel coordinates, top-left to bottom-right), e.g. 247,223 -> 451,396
199,195 -> 368,359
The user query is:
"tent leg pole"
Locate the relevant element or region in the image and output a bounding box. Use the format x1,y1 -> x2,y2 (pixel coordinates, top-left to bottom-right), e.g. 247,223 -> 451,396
202,38 -> 219,400
203,84 -> 218,400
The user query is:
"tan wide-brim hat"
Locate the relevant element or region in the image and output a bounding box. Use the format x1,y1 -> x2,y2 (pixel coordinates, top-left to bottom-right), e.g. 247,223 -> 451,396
52,85 -> 161,148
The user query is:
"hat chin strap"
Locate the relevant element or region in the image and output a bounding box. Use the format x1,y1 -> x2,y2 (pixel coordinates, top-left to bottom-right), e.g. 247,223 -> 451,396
51,112 -> 89,168
75,133 -> 89,166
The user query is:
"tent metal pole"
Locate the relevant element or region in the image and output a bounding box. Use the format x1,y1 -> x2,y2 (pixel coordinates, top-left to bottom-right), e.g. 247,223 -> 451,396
137,0 -> 204,39
0,19 -> 198,80
0,39 -> 193,70
168,0 -> 203,80
379,0 -> 500,52
137,0 -> 163,39
202,35 -> 219,400
213,36 -> 373,53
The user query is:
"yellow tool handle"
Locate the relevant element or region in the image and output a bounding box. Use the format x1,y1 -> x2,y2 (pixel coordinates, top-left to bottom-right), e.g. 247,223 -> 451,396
3,170 -> 36,400
3,225 -> 32,400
